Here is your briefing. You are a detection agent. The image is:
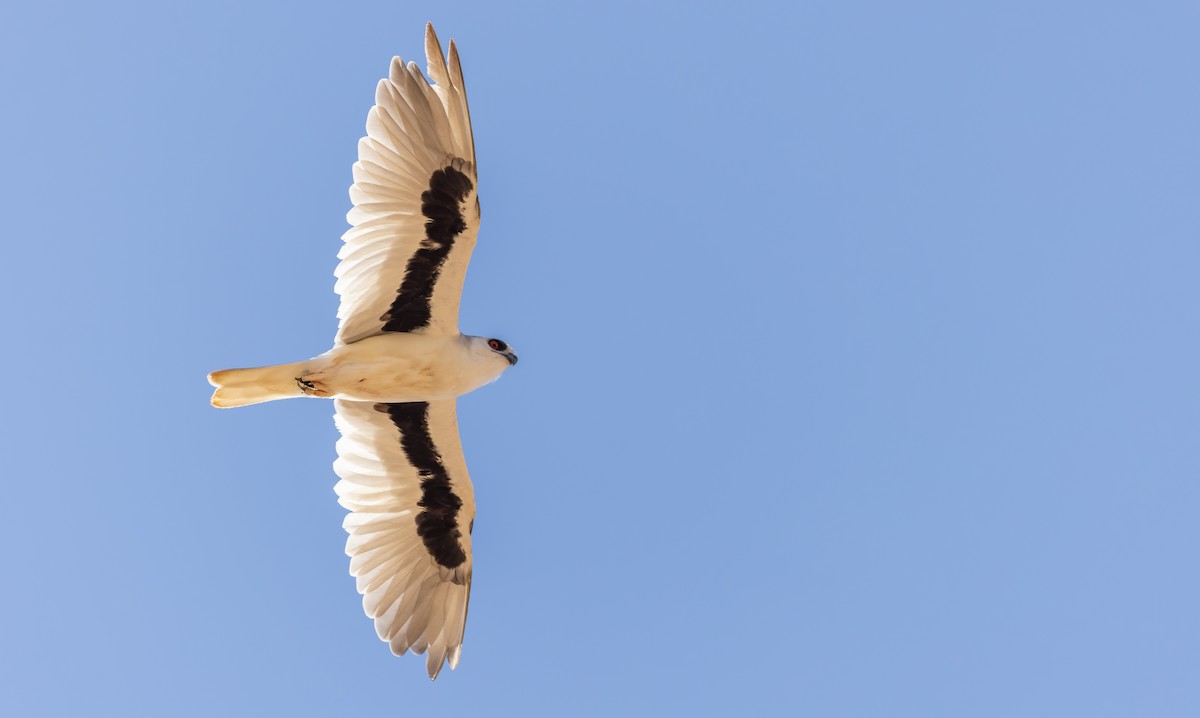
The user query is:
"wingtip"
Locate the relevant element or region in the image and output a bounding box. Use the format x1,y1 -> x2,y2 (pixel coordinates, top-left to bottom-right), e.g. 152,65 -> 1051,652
426,654 -> 454,680
424,22 -> 450,85
426,650 -> 444,680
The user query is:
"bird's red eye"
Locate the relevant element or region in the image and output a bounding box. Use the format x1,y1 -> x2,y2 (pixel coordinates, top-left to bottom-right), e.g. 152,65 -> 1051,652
488,339 -> 504,351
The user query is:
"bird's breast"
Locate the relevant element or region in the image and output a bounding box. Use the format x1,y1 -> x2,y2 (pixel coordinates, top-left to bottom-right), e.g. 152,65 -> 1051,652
312,334 -> 478,403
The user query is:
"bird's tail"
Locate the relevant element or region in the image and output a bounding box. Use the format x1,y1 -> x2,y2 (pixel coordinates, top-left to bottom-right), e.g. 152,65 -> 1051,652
208,361 -> 307,408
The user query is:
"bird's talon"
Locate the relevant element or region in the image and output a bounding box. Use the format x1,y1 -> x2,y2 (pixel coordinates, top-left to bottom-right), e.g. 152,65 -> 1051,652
296,377 -> 330,397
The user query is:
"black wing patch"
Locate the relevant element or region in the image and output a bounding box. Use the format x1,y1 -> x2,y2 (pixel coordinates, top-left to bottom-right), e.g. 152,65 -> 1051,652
374,401 -> 468,571
380,165 -> 474,333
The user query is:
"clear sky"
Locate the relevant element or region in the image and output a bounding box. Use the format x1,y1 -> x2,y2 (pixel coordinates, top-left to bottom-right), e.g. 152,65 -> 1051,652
3,1 -> 1199,715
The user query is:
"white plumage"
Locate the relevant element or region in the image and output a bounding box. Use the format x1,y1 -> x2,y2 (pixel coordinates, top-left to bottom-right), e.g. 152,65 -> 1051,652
207,24 -> 516,679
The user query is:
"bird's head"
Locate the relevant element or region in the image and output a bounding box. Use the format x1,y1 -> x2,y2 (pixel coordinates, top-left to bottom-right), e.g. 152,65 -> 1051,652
467,335 -> 518,371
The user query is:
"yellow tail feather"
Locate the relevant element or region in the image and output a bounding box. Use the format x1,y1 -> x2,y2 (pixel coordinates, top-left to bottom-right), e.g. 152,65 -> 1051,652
207,362 -> 306,408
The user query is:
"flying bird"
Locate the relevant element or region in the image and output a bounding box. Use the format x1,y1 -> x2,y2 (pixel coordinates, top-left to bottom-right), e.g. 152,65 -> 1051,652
207,23 -> 515,679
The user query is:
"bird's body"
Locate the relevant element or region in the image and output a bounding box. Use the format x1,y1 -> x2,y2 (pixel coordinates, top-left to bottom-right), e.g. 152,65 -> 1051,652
207,24 -> 515,679
209,333 -> 514,407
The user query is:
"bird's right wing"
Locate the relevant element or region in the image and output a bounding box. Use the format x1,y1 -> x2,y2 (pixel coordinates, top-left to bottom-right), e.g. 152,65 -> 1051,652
332,398 -> 476,679
334,23 -> 479,345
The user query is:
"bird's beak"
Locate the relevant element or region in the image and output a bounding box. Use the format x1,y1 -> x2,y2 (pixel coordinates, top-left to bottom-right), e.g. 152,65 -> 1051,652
504,352 -> 518,366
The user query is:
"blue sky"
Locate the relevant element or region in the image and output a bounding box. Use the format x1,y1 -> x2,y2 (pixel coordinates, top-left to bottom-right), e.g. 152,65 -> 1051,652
3,1 -> 1199,715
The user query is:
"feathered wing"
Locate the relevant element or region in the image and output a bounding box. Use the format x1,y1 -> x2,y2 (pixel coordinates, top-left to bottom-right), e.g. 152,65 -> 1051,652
333,398 -> 476,679
335,23 -> 479,345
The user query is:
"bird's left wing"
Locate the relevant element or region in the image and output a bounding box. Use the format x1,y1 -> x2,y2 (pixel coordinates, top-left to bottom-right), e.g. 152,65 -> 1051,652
334,23 -> 478,345
332,398 -> 476,679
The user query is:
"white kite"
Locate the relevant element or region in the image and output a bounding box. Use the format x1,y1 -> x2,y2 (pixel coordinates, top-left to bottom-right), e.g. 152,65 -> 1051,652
208,23 -> 516,679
